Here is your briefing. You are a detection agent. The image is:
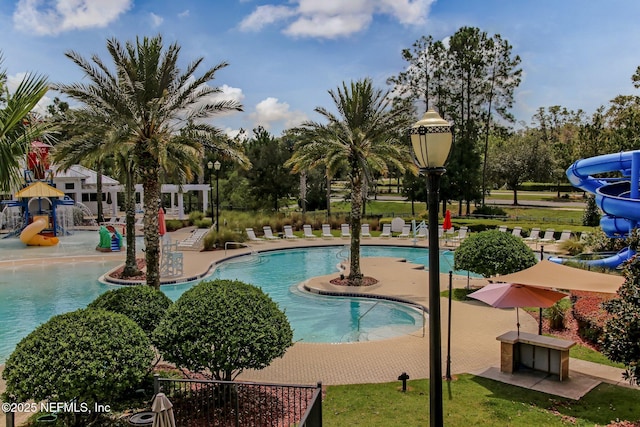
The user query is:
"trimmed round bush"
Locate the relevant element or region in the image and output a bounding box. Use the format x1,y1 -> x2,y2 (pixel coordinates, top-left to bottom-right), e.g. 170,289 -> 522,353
2,308 -> 153,405
153,279 -> 293,381
88,285 -> 172,336
454,229 -> 537,277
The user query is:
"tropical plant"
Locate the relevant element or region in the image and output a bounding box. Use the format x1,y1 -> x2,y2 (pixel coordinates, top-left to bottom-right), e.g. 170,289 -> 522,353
153,279 -> 292,381
454,229 -> 537,277
286,78 -> 413,285
88,285 -> 173,336
56,35 -> 247,288
0,54 -> 54,193
1,309 -> 153,426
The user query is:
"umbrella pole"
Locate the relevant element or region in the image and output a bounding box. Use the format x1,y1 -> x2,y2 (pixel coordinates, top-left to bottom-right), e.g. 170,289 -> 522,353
517,308 -> 520,336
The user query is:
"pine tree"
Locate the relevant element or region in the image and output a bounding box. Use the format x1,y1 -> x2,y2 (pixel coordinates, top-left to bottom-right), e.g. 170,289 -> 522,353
582,194 -> 601,226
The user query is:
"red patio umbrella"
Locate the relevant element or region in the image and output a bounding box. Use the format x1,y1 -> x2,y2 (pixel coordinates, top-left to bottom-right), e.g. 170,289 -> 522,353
442,209 -> 452,231
158,207 -> 167,236
468,282 -> 567,334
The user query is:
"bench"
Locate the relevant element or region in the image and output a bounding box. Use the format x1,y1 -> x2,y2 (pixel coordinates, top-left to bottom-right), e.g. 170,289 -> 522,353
497,331 -> 576,381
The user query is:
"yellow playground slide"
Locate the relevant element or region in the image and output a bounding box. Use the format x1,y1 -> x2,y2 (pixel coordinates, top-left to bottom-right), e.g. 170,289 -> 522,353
19,217 -> 59,246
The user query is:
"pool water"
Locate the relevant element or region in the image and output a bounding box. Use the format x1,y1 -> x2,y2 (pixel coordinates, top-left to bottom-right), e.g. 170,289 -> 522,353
0,242 -> 465,362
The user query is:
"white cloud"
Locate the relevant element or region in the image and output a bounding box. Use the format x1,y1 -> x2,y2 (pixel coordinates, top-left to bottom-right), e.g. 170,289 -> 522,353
12,0 -> 132,36
178,9 -> 189,18
6,73 -> 51,116
239,5 -> 296,32
239,0 -> 432,39
250,97 -> 308,130
150,12 -> 163,28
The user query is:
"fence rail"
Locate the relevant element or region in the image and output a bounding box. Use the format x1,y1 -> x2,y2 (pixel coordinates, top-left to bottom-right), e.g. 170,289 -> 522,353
154,375 -> 322,427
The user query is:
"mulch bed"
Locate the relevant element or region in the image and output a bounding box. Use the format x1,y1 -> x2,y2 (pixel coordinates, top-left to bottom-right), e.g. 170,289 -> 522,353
329,276 -> 378,286
109,258 -> 146,281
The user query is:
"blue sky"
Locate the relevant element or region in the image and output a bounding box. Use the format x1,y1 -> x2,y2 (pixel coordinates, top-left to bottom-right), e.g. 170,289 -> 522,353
2,0 -> 640,137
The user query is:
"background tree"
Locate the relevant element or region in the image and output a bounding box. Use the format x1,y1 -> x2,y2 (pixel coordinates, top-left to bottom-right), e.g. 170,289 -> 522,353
583,195 -> 601,227
454,230 -> 537,277
153,279 -> 292,381
287,78 -> 412,285
2,309 -> 153,426
56,35 -> 245,289
0,54 -> 53,193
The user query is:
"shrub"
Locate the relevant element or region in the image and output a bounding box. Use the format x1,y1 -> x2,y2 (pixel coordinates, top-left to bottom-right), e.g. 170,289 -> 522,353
153,279 -> 293,381
194,217 -> 213,228
572,291 -> 612,345
165,219 -> 189,232
583,195 -> 601,227
471,205 -> 507,217
203,228 -> 245,250
454,230 -> 537,277
188,210 -> 205,223
559,239 -> 585,256
2,309 -> 152,419
544,298 -> 571,330
88,285 -> 173,336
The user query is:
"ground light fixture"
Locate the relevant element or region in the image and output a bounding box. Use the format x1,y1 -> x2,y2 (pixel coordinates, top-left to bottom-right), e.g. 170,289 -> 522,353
409,108 -> 453,427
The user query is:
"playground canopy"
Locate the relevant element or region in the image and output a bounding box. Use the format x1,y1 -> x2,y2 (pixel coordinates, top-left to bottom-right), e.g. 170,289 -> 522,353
14,181 -> 65,198
495,260 -> 624,294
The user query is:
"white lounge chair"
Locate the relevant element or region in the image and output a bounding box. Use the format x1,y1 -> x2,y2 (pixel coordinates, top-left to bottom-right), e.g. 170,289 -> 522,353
321,224 -> 334,239
416,226 -> 427,239
245,227 -> 265,242
579,232 -> 590,243
497,225 -> 507,232
511,226 -> 522,238
340,224 -> 351,238
262,225 -> 280,240
361,223 -> 372,238
452,226 -> 468,243
557,230 -> 572,243
379,223 -> 392,238
539,228 -> 556,243
523,228 -> 541,242
303,224 -> 317,239
398,224 -> 411,239
283,225 -> 299,239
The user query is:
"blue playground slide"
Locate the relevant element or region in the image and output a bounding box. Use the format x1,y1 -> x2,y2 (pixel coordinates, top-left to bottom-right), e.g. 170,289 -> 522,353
550,150 -> 640,268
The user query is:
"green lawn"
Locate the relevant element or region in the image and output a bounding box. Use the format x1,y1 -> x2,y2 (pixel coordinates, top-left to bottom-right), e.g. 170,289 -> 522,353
323,375 -> 640,426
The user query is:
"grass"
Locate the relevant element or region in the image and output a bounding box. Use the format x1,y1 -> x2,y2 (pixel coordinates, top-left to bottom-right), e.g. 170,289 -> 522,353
568,344 -> 626,369
323,374 -> 640,426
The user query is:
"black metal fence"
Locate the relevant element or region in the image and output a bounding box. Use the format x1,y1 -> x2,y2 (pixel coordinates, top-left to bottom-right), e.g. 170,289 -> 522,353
154,375 -> 322,427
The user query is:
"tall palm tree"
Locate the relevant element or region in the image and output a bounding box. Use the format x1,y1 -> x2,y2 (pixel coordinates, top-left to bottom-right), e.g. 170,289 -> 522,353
287,78 -> 413,285
0,55 -> 53,193
56,35 -> 246,289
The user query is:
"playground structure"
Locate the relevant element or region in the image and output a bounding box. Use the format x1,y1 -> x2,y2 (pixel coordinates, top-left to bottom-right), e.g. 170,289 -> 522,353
551,150 -> 640,268
1,141 -> 76,246
96,225 -> 123,252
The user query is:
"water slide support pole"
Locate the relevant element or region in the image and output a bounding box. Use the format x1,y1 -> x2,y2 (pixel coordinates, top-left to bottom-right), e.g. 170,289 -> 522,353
630,152 -> 640,231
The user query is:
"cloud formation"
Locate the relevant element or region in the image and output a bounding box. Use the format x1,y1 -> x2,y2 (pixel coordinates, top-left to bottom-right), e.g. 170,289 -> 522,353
12,0 -> 132,36
239,0 -> 433,38
250,97 -> 308,130
150,12 -> 163,28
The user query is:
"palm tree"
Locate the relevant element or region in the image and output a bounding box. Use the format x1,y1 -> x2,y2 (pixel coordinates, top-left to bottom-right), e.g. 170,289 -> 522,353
287,78 -> 413,285
0,54 -> 53,193
56,35 -> 246,289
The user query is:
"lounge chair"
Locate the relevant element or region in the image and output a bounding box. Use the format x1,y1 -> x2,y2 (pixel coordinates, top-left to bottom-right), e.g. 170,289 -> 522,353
452,226 -> 468,243
340,224 -> 351,238
557,230 -> 572,243
416,226 -> 427,239
539,228 -> 556,243
245,227 -> 265,242
361,223 -> 372,238
398,224 -> 411,239
497,225 -> 507,233
511,226 -> 522,238
579,231 -> 590,243
283,225 -> 299,239
262,226 -> 280,240
379,223 -> 392,238
303,224 -> 317,239
523,228 -> 541,242
321,224 -> 334,239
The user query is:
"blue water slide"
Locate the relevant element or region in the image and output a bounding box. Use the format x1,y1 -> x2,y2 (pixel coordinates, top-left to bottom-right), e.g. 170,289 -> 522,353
558,150 -> 640,267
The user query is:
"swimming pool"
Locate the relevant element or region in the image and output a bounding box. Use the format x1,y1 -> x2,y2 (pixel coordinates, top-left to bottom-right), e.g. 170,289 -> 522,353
0,242 -> 464,362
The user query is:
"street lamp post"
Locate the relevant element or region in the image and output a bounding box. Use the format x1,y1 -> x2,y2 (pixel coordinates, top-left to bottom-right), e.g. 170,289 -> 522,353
409,109 -> 453,427
214,160 -> 221,233
207,161 -> 214,228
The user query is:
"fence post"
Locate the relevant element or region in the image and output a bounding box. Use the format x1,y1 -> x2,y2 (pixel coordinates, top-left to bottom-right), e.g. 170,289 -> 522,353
316,382 -> 323,427
6,411 -> 15,427
153,373 -> 160,395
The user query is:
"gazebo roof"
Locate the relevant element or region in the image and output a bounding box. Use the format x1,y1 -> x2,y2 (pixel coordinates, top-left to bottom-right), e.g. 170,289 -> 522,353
15,181 -> 65,198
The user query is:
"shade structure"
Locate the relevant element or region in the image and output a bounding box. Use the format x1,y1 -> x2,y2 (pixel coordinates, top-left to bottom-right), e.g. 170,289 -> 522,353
495,260 -> 624,294
443,209 -> 452,231
469,282 -> 567,334
15,181 -> 64,198
152,393 -> 176,427
158,208 -> 167,236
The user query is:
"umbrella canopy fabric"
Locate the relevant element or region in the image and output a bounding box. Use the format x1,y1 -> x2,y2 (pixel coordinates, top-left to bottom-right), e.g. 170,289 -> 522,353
443,209 -> 452,230
158,207 -> 167,236
469,282 -> 567,309
152,393 -> 176,427
495,260 -> 623,294
15,181 -> 64,198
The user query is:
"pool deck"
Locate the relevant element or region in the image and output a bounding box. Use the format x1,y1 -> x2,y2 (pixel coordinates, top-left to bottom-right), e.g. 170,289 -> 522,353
1,228 -> 638,426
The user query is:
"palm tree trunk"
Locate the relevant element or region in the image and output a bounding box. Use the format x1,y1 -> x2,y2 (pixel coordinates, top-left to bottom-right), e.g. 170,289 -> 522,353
143,172 -> 162,289
349,170 -> 363,285
96,160 -> 104,224
122,167 -> 141,277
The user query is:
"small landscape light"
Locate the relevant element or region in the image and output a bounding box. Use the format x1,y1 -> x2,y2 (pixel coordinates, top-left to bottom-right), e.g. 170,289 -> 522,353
398,372 -> 410,392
